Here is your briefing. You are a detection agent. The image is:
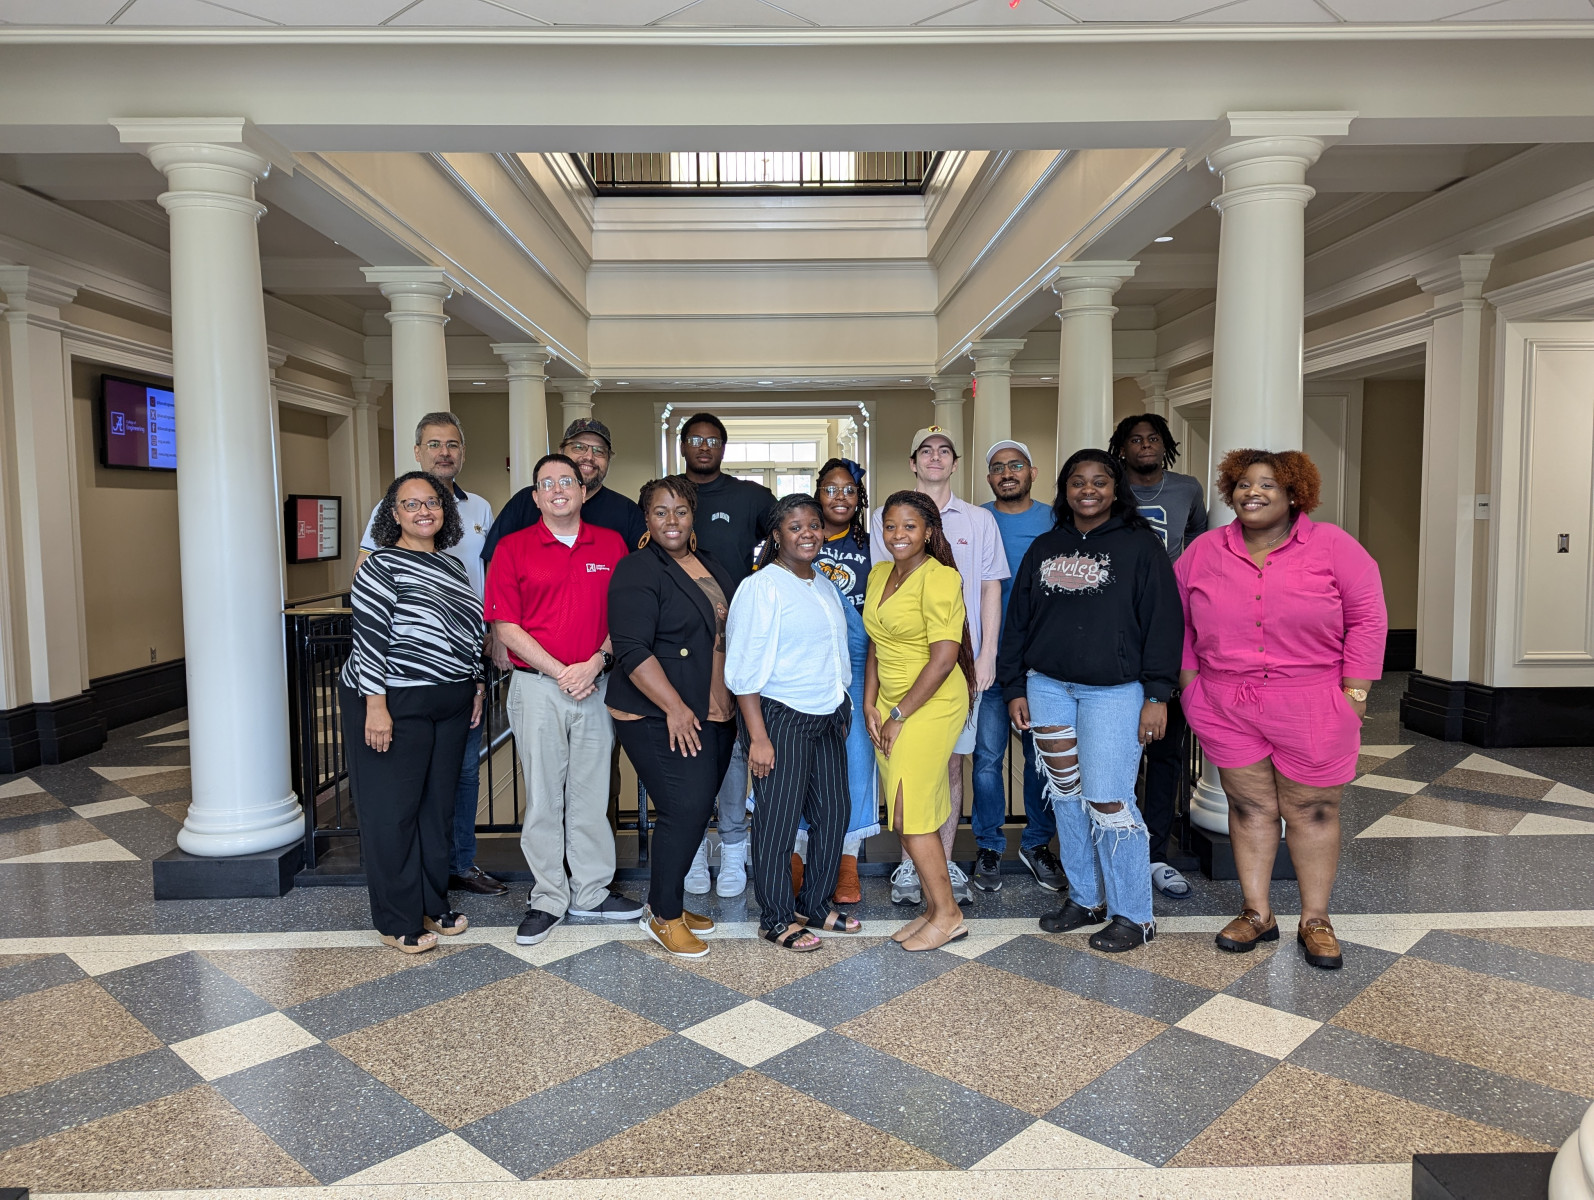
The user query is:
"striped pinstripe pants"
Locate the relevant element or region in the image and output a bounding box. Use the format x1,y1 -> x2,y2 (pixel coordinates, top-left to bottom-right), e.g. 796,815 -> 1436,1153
748,696 -> 852,932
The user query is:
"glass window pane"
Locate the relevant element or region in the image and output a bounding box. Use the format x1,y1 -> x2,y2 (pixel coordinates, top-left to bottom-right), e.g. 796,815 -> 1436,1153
721,444 -> 745,463
742,443 -> 768,460
776,473 -> 812,495
770,442 -> 794,462
794,441 -> 819,463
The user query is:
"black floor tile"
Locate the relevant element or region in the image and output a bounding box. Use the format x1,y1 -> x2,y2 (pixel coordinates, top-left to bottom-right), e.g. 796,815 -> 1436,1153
0,954 -> 85,1003
1407,930 -> 1594,1001
544,941 -> 746,1031
0,1048 -> 199,1153
761,940 -> 959,1028
977,935 -> 1212,1024
96,952 -> 276,1043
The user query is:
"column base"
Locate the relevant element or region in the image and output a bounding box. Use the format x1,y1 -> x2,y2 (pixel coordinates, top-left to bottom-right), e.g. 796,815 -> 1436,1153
177,794 -> 302,858
153,840 -> 303,900
1414,1152 -> 1558,1200
1190,826 -> 1295,881
1402,673 -> 1594,747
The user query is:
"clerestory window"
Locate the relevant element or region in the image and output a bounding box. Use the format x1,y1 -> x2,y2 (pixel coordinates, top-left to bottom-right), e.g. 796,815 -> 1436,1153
576,152 -> 937,195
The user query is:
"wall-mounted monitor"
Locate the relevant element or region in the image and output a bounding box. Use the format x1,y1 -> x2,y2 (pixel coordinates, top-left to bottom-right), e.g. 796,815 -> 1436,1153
286,495 -> 342,564
99,374 -> 176,471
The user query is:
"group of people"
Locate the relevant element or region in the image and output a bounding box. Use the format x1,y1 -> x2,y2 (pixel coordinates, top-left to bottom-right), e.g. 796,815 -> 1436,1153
339,404 -> 1387,970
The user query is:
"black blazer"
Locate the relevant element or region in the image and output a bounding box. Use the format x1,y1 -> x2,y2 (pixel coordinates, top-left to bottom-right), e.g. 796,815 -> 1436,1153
606,541 -> 737,721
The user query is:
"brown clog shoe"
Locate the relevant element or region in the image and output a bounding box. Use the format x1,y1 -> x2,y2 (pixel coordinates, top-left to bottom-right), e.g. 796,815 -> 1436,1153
1298,918 -> 1344,970
832,854 -> 861,905
1215,908 -> 1279,953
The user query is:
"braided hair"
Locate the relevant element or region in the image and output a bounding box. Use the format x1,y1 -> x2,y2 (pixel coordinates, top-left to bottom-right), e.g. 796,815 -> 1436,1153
879,490 -> 976,705
1108,412 -> 1180,470
754,493 -> 825,571
815,457 -> 869,550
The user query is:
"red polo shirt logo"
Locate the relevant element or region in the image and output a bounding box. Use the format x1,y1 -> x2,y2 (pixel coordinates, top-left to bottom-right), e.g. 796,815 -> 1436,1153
483,521 -> 626,668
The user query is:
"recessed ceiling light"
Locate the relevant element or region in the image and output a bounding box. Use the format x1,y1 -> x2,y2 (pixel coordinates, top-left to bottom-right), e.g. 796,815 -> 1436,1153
899,378 -> 912,383
1041,376 -> 1054,381
472,381 -> 485,386
757,380 -> 774,385
1154,236 -> 1174,243
615,381 -> 630,386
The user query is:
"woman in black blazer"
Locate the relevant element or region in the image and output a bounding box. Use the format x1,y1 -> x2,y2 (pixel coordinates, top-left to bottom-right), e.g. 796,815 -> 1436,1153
608,476 -> 739,959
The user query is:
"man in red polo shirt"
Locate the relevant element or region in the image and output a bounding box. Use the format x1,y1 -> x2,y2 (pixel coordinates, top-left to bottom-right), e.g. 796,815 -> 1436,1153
485,453 -> 639,946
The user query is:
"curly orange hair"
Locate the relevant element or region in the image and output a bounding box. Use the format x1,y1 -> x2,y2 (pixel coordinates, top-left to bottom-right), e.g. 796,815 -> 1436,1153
1215,449 -> 1322,514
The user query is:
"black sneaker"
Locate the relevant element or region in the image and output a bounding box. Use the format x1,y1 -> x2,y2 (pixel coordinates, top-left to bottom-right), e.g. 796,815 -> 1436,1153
1038,900 -> 1107,933
1089,916 -> 1155,953
568,893 -> 647,921
1019,845 -> 1067,892
448,865 -> 509,896
972,848 -> 1003,892
515,908 -> 562,945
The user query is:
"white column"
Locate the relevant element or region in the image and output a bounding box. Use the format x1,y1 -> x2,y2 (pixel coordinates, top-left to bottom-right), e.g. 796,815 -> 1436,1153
118,124 -> 301,856
1136,370 -> 1170,418
349,378 -> 385,517
553,378 -> 598,438
1053,262 -> 1137,464
965,340 -> 1025,481
492,343 -> 553,493
362,267 -> 451,477
927,374 -> 970,498
1415,254 -> 1493,686
1204,114 -> 1352,521
0,267 -> 90,716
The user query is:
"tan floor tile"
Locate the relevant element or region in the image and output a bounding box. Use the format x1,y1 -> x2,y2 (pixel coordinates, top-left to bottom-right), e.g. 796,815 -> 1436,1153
68,948 -> 186,976
0,790 -> 64,821
170,1012 -> 321,1081
1169,1064 -> 1551,1166
539,1070 -> 951,1178
331,969 -> 666,1128
1355,754 -> 1390,774
2,837 -> 139,863
1175,993 -> 1322,1059
837,961 -> 1164,1115
0,952 -> 51,970
1454,926 -> 1594,966
0,816 -> 106,861
1433,767 -> 1554,800
336,1133 -> 516,1184
679,999 -> 823,1066
974,1119 -> 1149,1169
156,800 -> 191,822
0,776 -> 45,798
1040,930 -> 1277,991
200,945 -> 466,1008
634,933 -> 884,996
0,978 -> 161,1097
1510,812 -> 1594,836
1331,957 -> 1594,1096
0,1084 -> 316,1190
1388,794 -> 1525,835
115,767 -> 192,796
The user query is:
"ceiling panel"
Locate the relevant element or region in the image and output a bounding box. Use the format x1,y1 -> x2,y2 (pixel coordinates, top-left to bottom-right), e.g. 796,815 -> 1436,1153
387,0 -> 545,25
225,0 -> 416,22
1049,0 -> 1228,17
0,0 -> 125,22
921,0 -> 1079,24
655,0 -> 814,24
1449,0 -> 1594,18
1196,0 -> 1338,22
494,0 -> 696,22
115,0 -> 273,22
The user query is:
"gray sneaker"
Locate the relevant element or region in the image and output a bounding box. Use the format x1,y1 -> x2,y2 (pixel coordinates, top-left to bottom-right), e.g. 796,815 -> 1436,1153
972,847 -> 1003,892
890,860 -> 921,905
1019,844 -> 1067,893
948,861 -> 974,906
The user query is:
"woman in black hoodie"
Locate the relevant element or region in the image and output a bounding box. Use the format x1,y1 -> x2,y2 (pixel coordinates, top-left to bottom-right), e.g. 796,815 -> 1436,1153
998,449 -> 1182,953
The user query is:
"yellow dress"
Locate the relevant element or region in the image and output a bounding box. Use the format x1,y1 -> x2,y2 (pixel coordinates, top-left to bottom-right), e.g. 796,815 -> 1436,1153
863,558 -> 970,835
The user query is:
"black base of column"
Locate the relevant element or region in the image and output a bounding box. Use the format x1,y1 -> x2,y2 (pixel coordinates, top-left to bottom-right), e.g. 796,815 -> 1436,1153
1411,1152 -> 1556,1199
1191,826 -> 1295,881
1401,672 -> 1594,746
153,841 -> 304,900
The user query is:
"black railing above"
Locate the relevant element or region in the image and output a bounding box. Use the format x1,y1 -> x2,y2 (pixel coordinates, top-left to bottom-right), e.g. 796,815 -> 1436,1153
576,151 -> 938,196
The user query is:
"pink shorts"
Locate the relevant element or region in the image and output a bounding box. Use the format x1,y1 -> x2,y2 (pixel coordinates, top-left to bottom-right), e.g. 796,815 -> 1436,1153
1181,669 -> 1361,787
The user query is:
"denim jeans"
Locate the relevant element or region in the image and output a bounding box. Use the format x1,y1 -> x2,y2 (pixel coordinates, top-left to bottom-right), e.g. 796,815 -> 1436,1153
971,685 -> 1054,854
715,737 -> 750,845
450,714 -> 484,877
1025,673 -> 1153,928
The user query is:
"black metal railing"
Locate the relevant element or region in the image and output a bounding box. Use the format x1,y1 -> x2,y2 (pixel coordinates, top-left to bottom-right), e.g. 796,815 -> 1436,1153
575,151 -> 938,196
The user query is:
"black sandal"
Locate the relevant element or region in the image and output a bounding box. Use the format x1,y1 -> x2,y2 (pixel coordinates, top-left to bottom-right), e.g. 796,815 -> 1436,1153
760,924 -> 821,953
798,910 -> 862,933
424,911 -> 469,936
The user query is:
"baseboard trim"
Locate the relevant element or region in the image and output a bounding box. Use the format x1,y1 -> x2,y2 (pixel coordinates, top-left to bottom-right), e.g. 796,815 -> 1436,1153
0,660 -> 186,773
1401,672 -> 1594,747
90,660 -> 187,732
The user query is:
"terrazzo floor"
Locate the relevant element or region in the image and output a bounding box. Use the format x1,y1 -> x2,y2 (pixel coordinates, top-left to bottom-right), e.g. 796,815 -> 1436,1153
0,680 -> 1590,1198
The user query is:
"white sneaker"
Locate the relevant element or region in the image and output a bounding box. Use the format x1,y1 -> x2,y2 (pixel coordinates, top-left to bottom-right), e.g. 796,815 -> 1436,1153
947,861 -> 974,906
716,839 -> 749,897
890,860 -> 921,905
684,838 -> 711,895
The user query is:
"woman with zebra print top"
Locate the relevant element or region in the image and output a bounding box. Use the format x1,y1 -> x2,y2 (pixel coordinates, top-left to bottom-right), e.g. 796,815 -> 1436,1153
340,471 -> 486,955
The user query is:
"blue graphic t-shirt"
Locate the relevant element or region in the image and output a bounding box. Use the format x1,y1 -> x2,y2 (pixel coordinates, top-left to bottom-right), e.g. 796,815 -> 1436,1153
816,531 -> 870,610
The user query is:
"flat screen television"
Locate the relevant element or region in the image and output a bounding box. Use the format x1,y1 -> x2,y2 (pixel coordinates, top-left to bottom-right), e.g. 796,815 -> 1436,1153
286,494 -> 342,564
99,374 -> 176,471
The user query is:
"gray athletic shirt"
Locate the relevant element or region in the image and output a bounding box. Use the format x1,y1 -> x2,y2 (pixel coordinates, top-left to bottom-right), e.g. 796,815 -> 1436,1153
1128,470 -> 1207,561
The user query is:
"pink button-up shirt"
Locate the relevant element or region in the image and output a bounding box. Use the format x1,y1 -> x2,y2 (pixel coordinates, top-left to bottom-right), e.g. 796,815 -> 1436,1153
1174,514 -> 1387,681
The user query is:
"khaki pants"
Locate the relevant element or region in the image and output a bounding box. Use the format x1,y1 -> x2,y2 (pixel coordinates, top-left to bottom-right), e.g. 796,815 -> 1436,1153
508,670 -> 616,917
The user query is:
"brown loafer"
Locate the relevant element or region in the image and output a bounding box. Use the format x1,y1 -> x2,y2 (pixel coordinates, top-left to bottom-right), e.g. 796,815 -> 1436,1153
448,866 -> 508,896
643,915 -> 709,959
832,854 -> 861,905
681,909 -> 715,934
1215,908 -> 1279,953
1298,918 -> 1344,970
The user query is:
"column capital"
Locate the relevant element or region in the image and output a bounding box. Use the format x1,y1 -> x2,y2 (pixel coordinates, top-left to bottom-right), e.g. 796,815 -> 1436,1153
266,345 -> 288,372
928,374 -> 970,402
351,377 -> 382,407
964,339 -> 1026,374
1417,253 -> 1494,304
1185,110 -> 1355,173
551,378 -> 599,399
1134,370 -> 1169,396
0,265 -> 78,312
491,342 -> 555,377
1051,261 -> 1139,293
113,117 -> 294,175
362,266 -> 454,305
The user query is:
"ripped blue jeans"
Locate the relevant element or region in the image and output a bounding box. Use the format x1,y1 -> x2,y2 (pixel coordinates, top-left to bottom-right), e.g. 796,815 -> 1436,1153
1024,672 -> 1153,929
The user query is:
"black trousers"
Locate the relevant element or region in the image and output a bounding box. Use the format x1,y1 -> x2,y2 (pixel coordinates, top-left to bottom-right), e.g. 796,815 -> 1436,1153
748,697 -> 851,932
615,714 -> 735,921
1142,691 -> 1188,863
340,681 -> 475,937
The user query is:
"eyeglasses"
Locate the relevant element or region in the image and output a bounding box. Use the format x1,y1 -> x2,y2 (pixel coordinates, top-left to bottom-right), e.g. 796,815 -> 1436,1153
397,497 -> 444,513
537,475 -> 580,491
683,435 -> 723,448
989,460 -> 1029,475
564,440 -> 610,458
421,440 -> 463,453
820,485 -> 858,498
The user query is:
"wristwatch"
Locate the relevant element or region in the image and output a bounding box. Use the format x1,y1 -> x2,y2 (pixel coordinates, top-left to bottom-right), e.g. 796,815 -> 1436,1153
599,650 -> 615,674
889,705 -> 905,723
1342,687 -> 1368,702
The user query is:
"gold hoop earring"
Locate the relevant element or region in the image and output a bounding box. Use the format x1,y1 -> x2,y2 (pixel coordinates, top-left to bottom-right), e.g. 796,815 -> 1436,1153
689,531 -> 698,552
637,532 -> 651,549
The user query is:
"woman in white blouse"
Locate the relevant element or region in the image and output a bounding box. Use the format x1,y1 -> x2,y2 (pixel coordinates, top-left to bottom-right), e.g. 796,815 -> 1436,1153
726,494 -> 863,952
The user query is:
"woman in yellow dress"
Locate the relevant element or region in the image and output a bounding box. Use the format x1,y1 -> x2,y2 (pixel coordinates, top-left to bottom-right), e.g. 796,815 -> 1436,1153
863,490 -> 975,951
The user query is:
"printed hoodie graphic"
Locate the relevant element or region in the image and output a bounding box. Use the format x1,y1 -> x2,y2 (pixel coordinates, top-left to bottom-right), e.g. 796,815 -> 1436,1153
1039,551 -> 1112,594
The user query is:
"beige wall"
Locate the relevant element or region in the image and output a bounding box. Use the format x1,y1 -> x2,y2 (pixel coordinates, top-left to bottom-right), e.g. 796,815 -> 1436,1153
1358,378 -> 1424,629
72,360 -> 184,679
279,408 -> 336,602
449,389 -> 513,515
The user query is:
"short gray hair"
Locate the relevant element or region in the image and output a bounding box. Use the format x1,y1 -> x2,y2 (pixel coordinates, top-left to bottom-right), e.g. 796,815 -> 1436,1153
414,411 -> 464,446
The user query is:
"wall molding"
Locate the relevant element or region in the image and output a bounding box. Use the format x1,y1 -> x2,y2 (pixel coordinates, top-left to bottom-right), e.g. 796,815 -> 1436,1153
1486,260 -> 1594,321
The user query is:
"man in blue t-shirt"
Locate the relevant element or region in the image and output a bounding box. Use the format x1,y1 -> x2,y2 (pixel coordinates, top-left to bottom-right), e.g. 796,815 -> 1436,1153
971,439 -> 1064,895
